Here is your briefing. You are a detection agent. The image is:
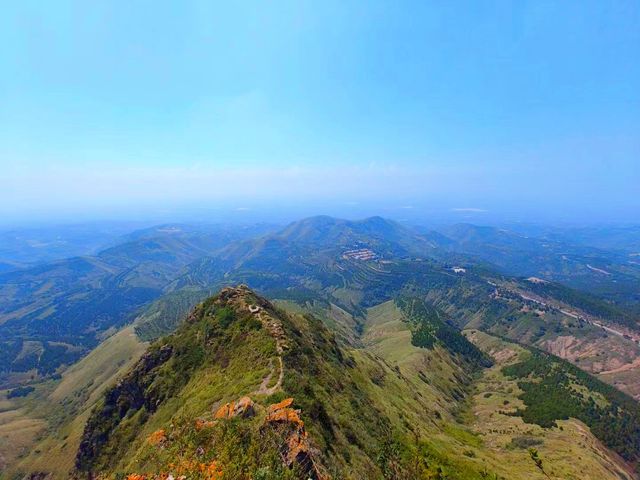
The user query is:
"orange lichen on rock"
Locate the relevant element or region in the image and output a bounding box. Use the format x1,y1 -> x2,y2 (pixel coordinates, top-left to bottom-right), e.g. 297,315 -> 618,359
265,397 -> 304,427
213,402 -> 232,419
266,407 -> 304,426
167,459 -> 223,480
262,397 -> 326,479
125,474 -> 182,480
214,396 -> 255,419
147,429 -> 166,446
286,428 -> 311,464
194,418 -> 216,430
267,397 -> 294,412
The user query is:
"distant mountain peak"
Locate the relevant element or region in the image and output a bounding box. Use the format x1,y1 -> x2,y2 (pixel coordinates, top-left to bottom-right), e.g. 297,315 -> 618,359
274,215 -> 424,249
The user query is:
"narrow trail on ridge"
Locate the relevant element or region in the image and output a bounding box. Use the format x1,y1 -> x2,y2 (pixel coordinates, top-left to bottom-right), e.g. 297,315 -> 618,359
251,306 -> 286,396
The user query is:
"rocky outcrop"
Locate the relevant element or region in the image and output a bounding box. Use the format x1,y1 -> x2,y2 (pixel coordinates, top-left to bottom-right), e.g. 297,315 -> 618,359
194,418 -> 216,430
213,396 -> 255,419
75,344 -> 174,472
264,398 -> 325,480
265,397 -> 304,427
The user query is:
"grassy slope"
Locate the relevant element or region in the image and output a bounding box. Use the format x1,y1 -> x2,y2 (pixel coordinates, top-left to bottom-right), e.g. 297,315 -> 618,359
0,400 -> 45,472
133,289 -> 210,341
361,302 -> 636,479
4,292 -> 638,480
274,299 -> 363,347
88,308 -> 276,475
466,330 -> 636,480
2,326 -> 146,479
70,289 -> 503,479
437,275 -> 640,401
363,300 -> 471,408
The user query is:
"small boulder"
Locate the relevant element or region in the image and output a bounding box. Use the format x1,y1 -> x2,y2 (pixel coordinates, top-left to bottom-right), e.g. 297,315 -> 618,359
213,396 -> 255,419
266,397 -> 303,427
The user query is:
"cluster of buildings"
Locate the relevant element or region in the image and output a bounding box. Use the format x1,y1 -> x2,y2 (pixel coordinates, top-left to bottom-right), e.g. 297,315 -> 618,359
342,248 -> 377,261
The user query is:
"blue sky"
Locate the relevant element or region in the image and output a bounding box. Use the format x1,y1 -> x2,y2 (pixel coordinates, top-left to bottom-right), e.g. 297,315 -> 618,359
1,1 -> 638,224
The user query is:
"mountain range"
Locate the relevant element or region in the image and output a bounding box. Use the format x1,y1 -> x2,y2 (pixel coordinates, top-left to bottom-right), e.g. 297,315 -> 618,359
1,216 -> 639,479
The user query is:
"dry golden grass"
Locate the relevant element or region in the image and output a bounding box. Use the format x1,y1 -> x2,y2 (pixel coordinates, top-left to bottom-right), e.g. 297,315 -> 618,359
0,404 -> 45,470
4,326 -> 146,478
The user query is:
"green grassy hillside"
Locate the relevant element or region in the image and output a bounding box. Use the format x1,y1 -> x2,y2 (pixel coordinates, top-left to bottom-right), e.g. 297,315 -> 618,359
2,287 -> 633,480
71,286 -> 499,479
4,286 -> 637,479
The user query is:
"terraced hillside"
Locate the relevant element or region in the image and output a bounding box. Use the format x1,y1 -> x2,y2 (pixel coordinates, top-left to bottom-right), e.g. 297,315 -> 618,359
141,217 -> 640,401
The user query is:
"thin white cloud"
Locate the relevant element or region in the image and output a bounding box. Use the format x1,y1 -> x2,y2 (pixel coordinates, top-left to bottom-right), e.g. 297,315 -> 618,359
451,207 -> 487,213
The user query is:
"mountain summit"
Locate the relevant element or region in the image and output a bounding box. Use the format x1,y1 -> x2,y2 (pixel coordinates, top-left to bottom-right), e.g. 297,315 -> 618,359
76,285 -> 330,478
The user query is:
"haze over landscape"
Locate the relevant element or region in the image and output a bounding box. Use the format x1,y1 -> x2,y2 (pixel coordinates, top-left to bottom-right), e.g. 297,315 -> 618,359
1,2 -> 640,480
2,1 -> 639,225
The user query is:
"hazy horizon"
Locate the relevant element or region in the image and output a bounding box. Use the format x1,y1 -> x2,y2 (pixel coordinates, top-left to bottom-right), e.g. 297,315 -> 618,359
2,1 -> 638,225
